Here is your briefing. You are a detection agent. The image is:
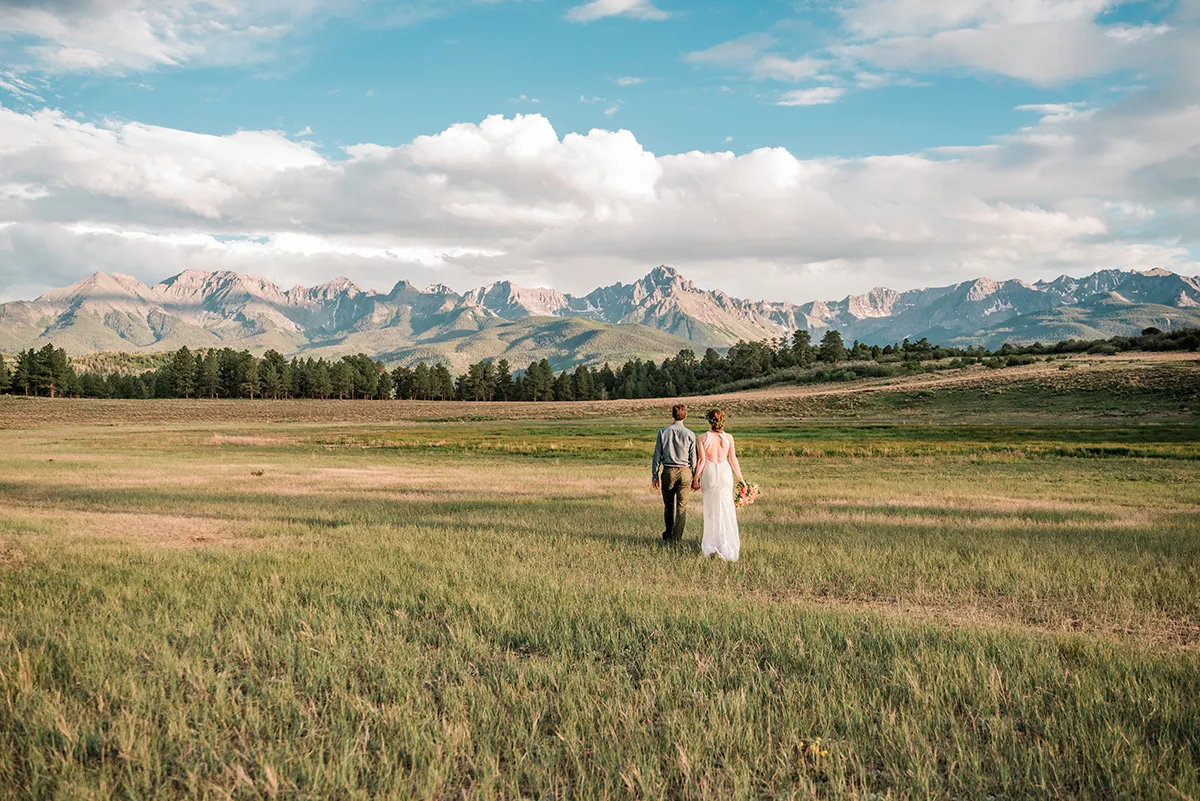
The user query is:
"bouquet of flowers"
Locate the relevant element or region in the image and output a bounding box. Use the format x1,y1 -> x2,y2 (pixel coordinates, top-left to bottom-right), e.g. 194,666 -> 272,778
734,480 -> 760,508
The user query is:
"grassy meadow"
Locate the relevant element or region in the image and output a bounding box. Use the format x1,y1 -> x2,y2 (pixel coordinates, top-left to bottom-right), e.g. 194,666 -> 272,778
0,355 -> 1198,799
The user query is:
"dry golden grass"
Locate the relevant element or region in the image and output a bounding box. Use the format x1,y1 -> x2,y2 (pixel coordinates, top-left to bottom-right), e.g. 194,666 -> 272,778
0,505 -> 240,549
1,362 -> 1198,798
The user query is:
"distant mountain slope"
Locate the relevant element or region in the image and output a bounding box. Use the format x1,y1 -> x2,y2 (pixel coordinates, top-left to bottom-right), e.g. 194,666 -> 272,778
943,297 -> 1200,349
296,317 -> 697,372
1,265 -> 1198,365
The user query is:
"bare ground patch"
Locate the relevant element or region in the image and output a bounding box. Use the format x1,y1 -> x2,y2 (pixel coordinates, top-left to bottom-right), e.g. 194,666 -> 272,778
0,504 -> 249,549
0,544 -> 25,569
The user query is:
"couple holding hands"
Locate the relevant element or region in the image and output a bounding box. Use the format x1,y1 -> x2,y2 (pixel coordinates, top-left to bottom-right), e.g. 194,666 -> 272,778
651,404 -> 744,562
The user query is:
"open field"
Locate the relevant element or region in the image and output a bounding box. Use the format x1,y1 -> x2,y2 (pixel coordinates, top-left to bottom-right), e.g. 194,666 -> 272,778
1,355 -> 1198,798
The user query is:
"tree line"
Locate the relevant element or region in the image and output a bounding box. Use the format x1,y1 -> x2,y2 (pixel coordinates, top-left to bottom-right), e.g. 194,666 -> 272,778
1,326 -> 1196,401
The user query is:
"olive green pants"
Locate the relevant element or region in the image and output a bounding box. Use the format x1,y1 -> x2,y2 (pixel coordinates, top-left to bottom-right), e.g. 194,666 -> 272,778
660,466 -> 692,542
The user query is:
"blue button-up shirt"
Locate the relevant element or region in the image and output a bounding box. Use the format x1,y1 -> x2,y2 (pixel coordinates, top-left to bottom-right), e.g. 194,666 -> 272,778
652,421 -> 698,479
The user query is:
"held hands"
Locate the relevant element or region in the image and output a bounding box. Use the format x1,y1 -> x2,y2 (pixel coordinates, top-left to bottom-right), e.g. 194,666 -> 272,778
691,480 -> 701,492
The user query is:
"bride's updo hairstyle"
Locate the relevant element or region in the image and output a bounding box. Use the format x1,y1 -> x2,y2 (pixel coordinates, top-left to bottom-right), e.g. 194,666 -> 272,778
706,409 -> 726,432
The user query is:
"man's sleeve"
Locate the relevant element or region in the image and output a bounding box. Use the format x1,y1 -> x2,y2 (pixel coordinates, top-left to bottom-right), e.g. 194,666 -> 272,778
651,430 -> 662,479
689,432 -> 698,470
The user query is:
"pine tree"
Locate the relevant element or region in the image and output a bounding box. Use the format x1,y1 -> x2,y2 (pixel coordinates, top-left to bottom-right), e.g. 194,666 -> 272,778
480,360 -> 497,402
79,371 -> 106,398
432,364 -> 455,400
597,364 -> 618,398
240,352 -> 260,399
313,361 -> 333,399
287,358 -> 302,398
376,369 -> 394,400
494,359 -> 513,401
170,346 -> 196,398
463,360 -> 499,401
791,329 -> 814,367
339,355 -> 375,399
573,365 -> 594,401
260,350 -> 288,399
818,330 -> 847,364
412,363 -> 432,400
31,344 -> 56,396
0,352 -> 8,394
553,370 -> 573,401
260,361 -> 282,399
330,361 -> 354,400
390,365 -> 414,400
55,349 -> 78,398
531,359 -> 554,401
197,351 -> 221,398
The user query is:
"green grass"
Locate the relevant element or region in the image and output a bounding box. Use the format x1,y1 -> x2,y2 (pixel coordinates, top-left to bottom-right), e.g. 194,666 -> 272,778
1,380 -> 1199,797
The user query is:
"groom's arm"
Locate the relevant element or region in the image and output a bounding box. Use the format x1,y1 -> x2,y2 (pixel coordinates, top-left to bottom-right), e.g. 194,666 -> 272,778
651,430 -> 663,487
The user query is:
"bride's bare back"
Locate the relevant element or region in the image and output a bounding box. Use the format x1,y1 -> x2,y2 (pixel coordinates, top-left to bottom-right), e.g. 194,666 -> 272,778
700,431 -> 732,464
697,430 -> 743,486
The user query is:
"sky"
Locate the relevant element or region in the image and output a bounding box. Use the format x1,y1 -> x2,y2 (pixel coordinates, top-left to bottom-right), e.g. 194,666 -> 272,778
0,0 -> 1197,304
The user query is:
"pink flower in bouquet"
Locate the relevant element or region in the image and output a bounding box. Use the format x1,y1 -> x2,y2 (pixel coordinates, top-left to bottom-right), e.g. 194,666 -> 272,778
734,481 -> 760,508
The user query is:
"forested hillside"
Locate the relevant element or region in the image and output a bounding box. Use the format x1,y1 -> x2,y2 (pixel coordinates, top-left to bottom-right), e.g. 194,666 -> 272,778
3,327 -> 1196,403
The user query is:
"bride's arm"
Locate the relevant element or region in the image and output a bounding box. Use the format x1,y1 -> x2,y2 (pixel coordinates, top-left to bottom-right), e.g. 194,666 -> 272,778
692,433 -> 707,489
728,435 -> 745,484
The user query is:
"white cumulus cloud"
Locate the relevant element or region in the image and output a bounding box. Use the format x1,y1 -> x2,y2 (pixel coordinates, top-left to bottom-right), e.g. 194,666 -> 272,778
775,87 -> 845,106
565,0 -> 669,23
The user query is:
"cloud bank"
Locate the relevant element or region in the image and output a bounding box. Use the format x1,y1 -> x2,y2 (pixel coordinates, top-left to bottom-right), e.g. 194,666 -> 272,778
0,72 -> 1197,303
0,0 -> 358,74
686,0 -> 1192,106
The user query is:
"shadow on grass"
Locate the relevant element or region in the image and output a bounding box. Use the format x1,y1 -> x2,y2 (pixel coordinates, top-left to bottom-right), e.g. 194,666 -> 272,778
1,478 -> 1196,562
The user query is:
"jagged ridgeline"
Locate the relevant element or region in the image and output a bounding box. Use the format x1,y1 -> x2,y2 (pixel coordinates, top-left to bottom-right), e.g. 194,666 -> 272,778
3,327 -> 1197,401
1,266 -> 1199,372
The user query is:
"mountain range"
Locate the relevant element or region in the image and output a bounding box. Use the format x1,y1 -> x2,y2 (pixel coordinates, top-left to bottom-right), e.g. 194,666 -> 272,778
1,265 -> 1198,370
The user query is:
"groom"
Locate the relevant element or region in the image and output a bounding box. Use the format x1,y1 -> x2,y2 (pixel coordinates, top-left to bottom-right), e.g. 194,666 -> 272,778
651,404 -> 698,544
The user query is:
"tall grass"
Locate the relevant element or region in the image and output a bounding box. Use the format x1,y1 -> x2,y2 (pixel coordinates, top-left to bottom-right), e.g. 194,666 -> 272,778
0,413 -> 1197,798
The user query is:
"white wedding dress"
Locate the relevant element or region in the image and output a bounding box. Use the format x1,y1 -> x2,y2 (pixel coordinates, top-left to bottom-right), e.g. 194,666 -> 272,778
700,432 -> 740,562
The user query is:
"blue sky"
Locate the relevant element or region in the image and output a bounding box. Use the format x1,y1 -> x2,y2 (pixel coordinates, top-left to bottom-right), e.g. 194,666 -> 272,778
9,1 -> 1177,156
0,0 -> 1197,302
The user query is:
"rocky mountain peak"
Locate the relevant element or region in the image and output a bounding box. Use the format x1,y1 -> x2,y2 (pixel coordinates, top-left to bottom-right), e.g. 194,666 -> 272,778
37,272 -> 153,305
308,276 -> 364,300
643,265 -> 692,291
846,287 -> 901,319
464,281 -> 570,319
963,277 -> 1003,302
155,271 -> 297,321
647,265 -> 678,282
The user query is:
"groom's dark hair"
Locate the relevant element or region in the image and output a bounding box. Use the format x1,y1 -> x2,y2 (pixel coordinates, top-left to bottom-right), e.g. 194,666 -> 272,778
671,404 -> 688,421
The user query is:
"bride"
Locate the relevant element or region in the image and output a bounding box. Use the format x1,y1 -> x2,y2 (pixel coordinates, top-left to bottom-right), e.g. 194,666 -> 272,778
692,408 -> 743,561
